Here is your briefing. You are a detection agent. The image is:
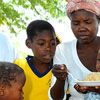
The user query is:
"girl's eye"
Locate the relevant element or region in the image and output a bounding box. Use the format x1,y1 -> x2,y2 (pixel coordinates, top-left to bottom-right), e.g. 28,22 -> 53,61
38,43 -> 45,46
50,41 -> 56,46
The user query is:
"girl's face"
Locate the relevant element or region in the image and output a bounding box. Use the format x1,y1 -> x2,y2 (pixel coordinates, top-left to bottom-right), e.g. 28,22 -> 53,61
71,10 -> 99,44
28,30 -> 56,63
2,73 -> 26,100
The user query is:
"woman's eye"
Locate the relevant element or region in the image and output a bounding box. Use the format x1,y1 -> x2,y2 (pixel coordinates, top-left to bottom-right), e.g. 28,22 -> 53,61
86,21 -> 92,24
85,19 -> 92,24
72,22 -> 79,25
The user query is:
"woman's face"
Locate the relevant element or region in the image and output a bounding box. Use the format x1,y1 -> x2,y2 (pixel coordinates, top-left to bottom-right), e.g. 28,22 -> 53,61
71,10 -> 99,44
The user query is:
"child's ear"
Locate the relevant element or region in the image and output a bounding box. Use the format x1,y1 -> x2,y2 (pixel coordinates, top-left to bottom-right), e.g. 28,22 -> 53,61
26,39 -> 31,49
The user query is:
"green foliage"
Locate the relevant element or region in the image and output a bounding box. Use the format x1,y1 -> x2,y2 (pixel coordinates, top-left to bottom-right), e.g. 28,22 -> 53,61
18,50 -> 30,58
13,39 -> 33,58
0,0 -> 67,34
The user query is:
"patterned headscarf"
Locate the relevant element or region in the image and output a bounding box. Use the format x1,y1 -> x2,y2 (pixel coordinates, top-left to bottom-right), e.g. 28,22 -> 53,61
66,0 -> 100,18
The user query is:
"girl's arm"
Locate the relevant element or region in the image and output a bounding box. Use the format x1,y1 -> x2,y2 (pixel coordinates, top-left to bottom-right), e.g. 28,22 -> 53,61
48,64 -> 68,100
50,80 -> 65,100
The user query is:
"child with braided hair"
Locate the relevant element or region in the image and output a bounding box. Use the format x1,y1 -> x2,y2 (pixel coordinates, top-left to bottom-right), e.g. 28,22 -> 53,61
0,62 -> 26,100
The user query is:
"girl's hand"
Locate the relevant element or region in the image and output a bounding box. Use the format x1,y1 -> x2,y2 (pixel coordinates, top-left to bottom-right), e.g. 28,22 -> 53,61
52,64 -> 68,81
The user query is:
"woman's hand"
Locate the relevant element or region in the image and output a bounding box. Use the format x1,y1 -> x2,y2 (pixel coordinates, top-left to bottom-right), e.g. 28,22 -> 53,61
52,64 -> 68,81
74,84 -> 100,94
88,86 -> 100,94
74,84 -> 88,94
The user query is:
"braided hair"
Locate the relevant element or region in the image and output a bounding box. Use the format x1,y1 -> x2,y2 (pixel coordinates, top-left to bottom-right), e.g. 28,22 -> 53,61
0,62 -> 24,86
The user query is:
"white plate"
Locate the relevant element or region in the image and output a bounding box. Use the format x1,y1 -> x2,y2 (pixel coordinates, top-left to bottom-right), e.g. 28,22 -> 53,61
74,81 -> 100,86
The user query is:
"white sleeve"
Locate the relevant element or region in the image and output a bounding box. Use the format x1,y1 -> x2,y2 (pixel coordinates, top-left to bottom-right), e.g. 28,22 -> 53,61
48,44 -> 68,100
0,33 -> 20,62
48,74 -> 56,100
10,45 -> 20,62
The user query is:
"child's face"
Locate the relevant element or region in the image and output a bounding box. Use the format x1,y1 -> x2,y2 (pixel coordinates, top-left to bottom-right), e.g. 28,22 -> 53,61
28,30 -> 56,63
2,73 -> 26,100
71,10 -> 99,44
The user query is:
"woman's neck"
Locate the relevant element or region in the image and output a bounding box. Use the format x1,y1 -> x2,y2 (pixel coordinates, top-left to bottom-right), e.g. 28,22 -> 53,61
77,37 -> 100,50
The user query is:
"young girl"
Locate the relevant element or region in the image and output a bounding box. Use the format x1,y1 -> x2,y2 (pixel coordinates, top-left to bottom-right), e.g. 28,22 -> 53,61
0,62 -> 26,100
14,20 -> 57,100
48,0 -> 100,100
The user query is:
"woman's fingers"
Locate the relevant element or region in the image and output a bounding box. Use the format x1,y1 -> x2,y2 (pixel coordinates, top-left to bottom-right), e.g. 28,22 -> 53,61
74,84 -> 88,93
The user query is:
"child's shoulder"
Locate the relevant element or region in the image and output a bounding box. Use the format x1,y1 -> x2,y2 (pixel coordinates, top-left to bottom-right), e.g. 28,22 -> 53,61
14,57 -> 27,65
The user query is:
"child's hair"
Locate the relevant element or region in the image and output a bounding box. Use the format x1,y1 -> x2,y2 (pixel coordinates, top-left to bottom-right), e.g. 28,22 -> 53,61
26,20 -> 55,41
0,62 -> 24,86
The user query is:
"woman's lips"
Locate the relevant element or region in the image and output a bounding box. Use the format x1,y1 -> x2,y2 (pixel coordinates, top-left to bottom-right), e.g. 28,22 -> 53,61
79,35 -> 89,39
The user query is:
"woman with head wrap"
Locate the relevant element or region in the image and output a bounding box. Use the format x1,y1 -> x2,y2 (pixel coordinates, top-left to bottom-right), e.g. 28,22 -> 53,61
48,0 -> 100,100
